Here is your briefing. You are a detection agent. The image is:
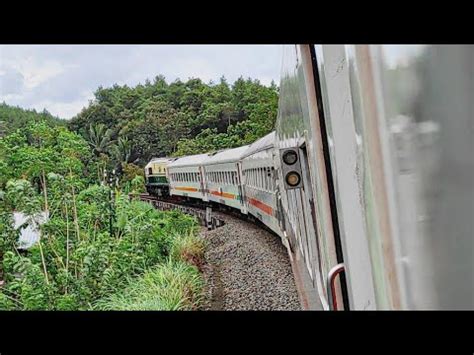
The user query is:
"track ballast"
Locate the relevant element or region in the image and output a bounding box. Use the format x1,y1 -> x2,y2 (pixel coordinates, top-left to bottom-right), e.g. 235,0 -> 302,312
139,193 -> 301,310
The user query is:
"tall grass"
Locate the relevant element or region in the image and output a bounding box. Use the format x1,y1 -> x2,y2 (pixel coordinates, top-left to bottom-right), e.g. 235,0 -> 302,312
94,259 -> 204,311
94,233 -> 206,311
170,232 -> 206,269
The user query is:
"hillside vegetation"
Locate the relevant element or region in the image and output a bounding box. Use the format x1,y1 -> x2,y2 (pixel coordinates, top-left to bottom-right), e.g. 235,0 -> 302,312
0,121 -> 204,310
68,75 -> 279,166
0,103 -> 65,138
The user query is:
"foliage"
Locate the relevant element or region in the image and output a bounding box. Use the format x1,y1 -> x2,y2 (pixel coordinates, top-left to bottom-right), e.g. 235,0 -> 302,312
0,103 -> 65,138
69,76 -> 279,164
170,232 -> 206,268
93,259 -> 203,311
0,124 -> 203,310
0,185 -> 199,310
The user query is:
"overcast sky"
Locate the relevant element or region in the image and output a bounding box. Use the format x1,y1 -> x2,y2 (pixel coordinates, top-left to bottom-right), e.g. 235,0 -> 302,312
0,45 -> 283,119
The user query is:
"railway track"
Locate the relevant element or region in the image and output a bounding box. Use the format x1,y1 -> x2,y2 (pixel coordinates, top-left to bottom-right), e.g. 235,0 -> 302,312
136,193 -> 301,310
137,193 -> 226,230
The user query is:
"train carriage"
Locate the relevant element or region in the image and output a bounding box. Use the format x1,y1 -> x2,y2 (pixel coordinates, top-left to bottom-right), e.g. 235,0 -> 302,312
168,153 -> 210,201
144,157 -> 176,197
276,44 -> 474,311
241,132 -> 283,237
202,145 -> 249,213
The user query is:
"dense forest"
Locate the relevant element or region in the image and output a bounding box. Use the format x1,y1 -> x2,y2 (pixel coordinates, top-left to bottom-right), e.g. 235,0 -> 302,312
0,103 -> 65,138
68,75 -> 279,167
0,120 -> 204,310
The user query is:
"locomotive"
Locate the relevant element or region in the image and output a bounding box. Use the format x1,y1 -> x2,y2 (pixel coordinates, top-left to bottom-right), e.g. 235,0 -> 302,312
144,157 -> 176,197
146,45 -> 474,310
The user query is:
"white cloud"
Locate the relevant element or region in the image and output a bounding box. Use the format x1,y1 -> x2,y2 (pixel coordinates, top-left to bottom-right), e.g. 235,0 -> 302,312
0,45 -> 283,119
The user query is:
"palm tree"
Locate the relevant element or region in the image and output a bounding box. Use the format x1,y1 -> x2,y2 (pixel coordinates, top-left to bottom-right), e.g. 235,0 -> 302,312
114,137 -> 137,165
86,123 -> 114,157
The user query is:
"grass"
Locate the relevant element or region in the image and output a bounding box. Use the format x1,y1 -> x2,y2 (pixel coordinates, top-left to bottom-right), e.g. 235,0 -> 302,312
94,259 -> 204,310
170,232 -> 206,269
94,233 -> 206,311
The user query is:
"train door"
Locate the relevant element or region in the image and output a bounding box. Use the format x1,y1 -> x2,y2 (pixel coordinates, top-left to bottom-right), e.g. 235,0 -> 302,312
199,166 -> 208,201
236,162 -> 247,214
298,143 -> 327,294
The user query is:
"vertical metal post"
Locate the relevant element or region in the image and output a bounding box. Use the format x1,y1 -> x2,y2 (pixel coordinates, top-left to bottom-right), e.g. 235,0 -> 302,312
206,207 -> 212,230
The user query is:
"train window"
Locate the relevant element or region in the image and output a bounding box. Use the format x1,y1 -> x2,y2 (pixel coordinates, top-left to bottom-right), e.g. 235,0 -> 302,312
263,168 -> 266,190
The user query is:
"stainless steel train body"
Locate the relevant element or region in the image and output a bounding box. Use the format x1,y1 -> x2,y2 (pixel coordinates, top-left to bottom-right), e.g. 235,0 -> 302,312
275,44 -> 473,310
202,145 -> 249,212
240,132 -> 283,237
168,153 -> 210,201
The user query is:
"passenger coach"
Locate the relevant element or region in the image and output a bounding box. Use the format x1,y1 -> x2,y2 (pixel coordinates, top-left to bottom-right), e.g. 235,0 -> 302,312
202,145 -> 249,213
168,153 -> 210,201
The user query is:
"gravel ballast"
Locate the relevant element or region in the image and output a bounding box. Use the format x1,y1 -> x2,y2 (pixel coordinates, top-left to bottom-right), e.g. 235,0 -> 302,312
199,211 -> 301,310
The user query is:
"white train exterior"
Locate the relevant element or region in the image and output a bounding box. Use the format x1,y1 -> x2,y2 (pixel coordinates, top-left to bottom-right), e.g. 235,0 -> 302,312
201,145 -> 249,212
168,153 -> 210,201
147,45 -> 473,311
241,132 -> 283,237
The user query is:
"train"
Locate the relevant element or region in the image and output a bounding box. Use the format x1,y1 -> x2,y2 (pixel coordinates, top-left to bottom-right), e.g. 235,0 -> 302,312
144,157 -> 176,197
145,45 -> 474,310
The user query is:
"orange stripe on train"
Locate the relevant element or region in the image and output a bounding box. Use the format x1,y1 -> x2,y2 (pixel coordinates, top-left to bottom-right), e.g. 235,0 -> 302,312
209,190 -> 237,199
247,197 -> 273,216
174,186 -> 199,192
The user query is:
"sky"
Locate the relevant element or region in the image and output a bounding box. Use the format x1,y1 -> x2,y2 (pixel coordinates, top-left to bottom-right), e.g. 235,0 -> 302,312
0,45 -> 283,119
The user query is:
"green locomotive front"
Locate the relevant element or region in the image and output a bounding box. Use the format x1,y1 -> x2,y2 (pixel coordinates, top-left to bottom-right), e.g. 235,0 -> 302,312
144,157 -> 175,197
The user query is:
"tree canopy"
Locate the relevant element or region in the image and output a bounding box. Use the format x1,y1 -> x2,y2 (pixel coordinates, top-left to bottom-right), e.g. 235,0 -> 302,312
68,75 -> 279,165
0,103 -> 65,138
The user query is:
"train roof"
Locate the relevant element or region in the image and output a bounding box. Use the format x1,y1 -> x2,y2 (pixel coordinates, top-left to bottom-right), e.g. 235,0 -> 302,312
168,153 -> 211,168
241,131 -> 276,159
145,157 -> 176,169
203,145 -> 250,165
